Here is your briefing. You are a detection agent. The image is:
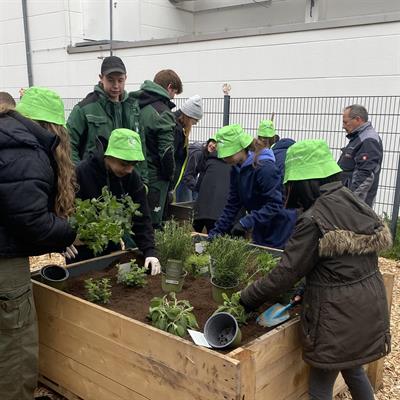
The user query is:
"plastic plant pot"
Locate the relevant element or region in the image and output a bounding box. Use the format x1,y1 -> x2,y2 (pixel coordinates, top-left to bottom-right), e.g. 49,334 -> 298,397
40,264 -> 69,291
161,271 -> 188,293
210,277 -> 239,304
165,259 -> 184,279
204,312 -> 242,349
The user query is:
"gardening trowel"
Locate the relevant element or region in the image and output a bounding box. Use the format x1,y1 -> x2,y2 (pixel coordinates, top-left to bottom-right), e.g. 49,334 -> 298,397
256,301 -> 297,328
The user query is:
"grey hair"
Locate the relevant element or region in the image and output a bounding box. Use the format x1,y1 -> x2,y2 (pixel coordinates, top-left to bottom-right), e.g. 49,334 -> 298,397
344,104 -> 368,122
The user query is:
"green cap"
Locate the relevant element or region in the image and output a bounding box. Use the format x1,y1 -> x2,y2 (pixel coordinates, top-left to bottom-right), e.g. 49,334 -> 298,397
16,86 -> 65,125
104,128 -> 144,161
258,119 -> 276,138
284,139 -> 342,184
215,124 -> 253,158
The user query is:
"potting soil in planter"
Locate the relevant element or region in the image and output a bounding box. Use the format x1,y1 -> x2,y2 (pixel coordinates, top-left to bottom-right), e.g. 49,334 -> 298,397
65,254 -> 299,347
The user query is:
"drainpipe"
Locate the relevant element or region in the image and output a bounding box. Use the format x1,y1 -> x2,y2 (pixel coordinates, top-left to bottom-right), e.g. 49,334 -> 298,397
109,0 -> 113,56
21,0 -> 33,86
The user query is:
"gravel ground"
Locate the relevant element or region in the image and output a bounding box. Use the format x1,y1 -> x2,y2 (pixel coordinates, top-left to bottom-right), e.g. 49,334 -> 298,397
30,254 -> 399,400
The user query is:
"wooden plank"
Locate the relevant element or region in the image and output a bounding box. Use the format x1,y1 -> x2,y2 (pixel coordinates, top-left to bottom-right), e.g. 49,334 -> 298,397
367,272 -> 395,390
39,345 -> 148,400
34,282 -> 240,400
230,348 -> 256,400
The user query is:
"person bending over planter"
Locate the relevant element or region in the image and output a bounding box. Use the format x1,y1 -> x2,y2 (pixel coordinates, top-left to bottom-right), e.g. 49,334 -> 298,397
0,87 -> 77,400
70,128 -> 161,275
240,139 -> 392,400
208,124 -> 296,249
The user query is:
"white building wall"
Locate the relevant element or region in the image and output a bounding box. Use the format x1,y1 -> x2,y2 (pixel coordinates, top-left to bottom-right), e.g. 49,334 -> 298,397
0,0 -> 399,99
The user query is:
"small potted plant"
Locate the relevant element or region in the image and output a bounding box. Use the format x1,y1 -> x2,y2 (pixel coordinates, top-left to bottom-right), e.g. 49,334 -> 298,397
185,253 -> 211,277
84,278 -> 112,304
148,292 -> 198,337
155,220 -> 194,292
207,236 -> 253,303
116,259 -> 147,287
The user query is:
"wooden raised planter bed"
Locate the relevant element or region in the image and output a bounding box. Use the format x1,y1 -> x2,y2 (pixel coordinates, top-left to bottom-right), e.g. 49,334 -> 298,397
32,250 -> 394,400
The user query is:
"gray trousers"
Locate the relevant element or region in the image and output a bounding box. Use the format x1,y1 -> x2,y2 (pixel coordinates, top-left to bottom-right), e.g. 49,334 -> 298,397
309,366 -> 375,400
0,257 -> 38,400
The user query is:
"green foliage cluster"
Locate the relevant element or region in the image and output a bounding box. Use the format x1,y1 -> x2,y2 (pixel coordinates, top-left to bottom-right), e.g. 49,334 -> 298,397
155,220 -> 194,267
207,235 -> 254,287
116,259 -> 147,287
84,278 -> 112,304
70,187 -> 141,255
184,253 -> 211,277
149,292 -> 198,337
380,218 -> 400,260
214,292 -> 248,326
246,252 -> 279,284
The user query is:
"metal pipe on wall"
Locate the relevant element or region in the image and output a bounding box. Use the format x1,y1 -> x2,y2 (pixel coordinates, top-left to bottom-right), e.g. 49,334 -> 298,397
109,0 -> 113,56
21,0 -> 33,86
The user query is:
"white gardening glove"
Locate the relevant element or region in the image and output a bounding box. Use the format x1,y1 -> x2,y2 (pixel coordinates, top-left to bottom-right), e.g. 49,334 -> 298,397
145,257 -> 161,276
63,245 -> 78,260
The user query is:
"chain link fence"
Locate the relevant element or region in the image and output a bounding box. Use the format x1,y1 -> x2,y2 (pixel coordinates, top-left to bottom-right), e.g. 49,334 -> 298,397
63,96 -> 400,230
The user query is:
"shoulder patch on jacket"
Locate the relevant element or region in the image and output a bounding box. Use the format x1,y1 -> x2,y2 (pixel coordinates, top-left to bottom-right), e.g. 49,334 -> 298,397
151,100 -> 170,115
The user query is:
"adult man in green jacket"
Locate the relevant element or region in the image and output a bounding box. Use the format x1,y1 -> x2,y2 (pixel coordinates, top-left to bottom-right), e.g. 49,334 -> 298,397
131,69 -> 183,227
67,56 -> 147,180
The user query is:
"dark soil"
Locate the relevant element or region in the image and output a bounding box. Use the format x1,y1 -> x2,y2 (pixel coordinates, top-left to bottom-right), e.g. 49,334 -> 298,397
65,253 -> 300,347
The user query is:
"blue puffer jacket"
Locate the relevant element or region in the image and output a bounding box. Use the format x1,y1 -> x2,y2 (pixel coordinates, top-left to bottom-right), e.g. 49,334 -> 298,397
272,138 -> 296,196
209,149 -> 297,249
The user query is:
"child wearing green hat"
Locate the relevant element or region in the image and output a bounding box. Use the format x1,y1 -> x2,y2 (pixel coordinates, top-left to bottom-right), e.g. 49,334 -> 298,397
240,139 -> 391,400
72,128 -> 161,275
207,124 -> 297,249
1,86 -> 77,400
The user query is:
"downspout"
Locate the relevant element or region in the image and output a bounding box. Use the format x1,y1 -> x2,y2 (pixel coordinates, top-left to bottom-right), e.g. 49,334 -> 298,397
109,0 -> 113,56
21,0 -> 33,86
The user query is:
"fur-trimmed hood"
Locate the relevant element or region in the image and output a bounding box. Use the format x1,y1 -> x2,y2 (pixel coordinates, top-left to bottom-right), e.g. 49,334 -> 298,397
311,182 -> 392,257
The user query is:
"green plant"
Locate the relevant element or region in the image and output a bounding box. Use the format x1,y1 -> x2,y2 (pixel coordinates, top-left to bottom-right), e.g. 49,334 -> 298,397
246,252 -> 279,284
214,292 -> 248,325
184,253 -> 211,276
84,278 -> 112,304
155,219 -> 194,267
207,236 -> 254,287
116,259 -> 147,287
380,217 -> 400,260
70,186 -> 141,255
148,292 -> 199,337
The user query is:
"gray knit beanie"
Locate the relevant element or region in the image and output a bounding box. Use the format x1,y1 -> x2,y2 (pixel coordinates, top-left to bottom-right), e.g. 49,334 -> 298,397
180,95 -> 203,120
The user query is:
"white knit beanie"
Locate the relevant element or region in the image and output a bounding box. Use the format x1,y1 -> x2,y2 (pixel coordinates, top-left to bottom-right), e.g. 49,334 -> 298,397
180,95 -> 203,120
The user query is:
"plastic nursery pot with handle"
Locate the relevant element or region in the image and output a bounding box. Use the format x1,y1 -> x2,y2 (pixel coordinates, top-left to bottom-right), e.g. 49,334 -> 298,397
40,264 -> 69,291
161,271 -> 188,293
204,312 -> 242,350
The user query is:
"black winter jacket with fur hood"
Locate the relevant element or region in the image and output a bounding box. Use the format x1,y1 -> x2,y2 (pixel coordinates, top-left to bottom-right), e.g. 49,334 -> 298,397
0,111 -> 76,256
241,182 -> 392,369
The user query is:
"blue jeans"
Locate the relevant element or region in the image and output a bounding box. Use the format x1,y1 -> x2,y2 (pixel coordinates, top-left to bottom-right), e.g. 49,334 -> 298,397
309,366 -> 374,400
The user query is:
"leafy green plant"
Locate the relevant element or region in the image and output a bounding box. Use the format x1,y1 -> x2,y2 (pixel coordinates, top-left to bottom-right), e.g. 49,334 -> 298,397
116,259 -> 147,287
214,292 -> 248,325
207,236 -> 254,287
148,292 -> 198,337
84,278 -> 112,304
155,219 -> 194,267
185,253 -> 211,276
380,217 -> 399,260
70,186 -> 141,255
246,252 -> 279,284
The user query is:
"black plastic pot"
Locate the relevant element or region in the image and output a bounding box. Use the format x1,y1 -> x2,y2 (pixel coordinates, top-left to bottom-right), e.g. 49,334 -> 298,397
40,264 -> 69,290
204,312 -> 242,349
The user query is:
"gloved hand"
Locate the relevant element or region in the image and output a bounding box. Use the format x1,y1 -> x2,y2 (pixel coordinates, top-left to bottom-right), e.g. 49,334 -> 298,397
145,257 -> 161,275
63,245 -> 78,260
231,222 -> 247,238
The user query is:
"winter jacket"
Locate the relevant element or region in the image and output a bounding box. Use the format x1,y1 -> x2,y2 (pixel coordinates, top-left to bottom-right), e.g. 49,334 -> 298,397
183,142 -> 204,191
241,182 -> 391,370
194,150 -> 231,221
338,122 -> 382,206
171,110 -> 187,189
67,84 -> 143,164
209,149 -> 297,249
272,138 -> 295,179
0,111 -> 76,257
130,81 -> 176,184
75,138 -> 156,260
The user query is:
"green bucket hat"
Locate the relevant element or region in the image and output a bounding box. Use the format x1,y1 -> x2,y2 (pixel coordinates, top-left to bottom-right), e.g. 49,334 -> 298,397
258,119 -> 276,138
104,128 -> 144,161
284,139 -> 342,184
215,124 -> 253,158
16,86 -> 65,125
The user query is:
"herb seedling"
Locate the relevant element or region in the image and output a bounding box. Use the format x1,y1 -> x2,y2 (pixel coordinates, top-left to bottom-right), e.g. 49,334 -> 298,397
214,292 -> 248,325
84,278 -> 112,304
116,259 -> 147,287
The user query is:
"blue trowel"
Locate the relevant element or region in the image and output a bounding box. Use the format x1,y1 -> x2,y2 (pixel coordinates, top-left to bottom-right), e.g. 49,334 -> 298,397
256,301 -> 297,328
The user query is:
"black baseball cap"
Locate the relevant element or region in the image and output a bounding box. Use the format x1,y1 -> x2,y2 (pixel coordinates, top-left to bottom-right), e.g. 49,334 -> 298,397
101,56 -> 126,76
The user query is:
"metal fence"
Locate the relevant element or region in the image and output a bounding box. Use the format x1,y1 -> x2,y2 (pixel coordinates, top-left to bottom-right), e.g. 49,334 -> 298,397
63,96 -> 400,231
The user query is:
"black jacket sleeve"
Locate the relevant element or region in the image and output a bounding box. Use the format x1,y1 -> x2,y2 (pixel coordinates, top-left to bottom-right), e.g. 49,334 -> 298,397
128,171 -> 157,258
240,214 -> 320,310
182,149 -> 203,191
